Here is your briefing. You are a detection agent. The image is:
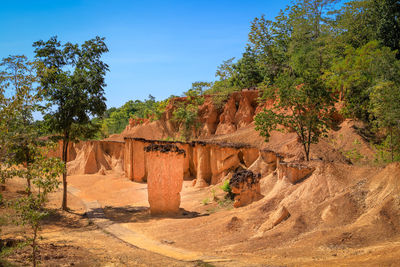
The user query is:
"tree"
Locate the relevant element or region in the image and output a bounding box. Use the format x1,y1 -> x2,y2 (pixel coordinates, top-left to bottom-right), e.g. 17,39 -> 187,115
255,0 -> 337,161
246,12 -> 291,85
188,81 -> 211,96
371,0 -> 400,57
0,55 -> 64,266
173,86 -> 205,141
370,81 -> 400,162
215,57 -> 236,82
325,41 -> 400,121
255,79 -> 333,161
232,49 -> 263,88
0,55 -> 42,194
33,36 -> 108,210
336,0 -> 400,56
12,145 -> 63,267
336,0 -> 376,49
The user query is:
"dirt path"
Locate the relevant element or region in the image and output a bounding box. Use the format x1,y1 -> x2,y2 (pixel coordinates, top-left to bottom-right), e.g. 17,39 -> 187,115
5,169 -> 400,266
70,186 -> 229,263
1,177 -> 204,266
64,171 -> 400,267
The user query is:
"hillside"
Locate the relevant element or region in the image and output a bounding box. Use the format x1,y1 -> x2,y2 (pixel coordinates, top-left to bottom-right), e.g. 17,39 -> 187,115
36,88 -> 400,266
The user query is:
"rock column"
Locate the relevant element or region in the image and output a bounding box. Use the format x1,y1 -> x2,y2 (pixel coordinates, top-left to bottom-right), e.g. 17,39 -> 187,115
132,139 -> 148,182
124,138 -> 133,180
194,143 -> 211,188
230,170 -> 263,208
145,144 -> 185,215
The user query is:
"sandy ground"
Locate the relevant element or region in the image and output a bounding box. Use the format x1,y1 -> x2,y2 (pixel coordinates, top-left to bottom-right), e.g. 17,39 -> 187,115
62,168 -> 400,266
0,177 -> 202,267
2,167 -> 400,266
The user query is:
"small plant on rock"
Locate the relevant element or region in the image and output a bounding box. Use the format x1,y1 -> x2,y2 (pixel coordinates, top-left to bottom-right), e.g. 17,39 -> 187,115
201,198 -> 210,205
220,180 -> 234,200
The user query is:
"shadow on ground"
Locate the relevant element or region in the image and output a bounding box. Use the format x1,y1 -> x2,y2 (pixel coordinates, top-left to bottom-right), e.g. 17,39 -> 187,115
102,205 -> 209,223
42,209 -> 90,230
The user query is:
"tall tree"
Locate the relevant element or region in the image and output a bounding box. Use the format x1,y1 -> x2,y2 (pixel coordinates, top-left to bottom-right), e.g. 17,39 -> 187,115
370,81 -> 400,162
255,0 -> 337,161
0,55 -> 42,194
33,36 -> 108,210
371,0 -> 400,57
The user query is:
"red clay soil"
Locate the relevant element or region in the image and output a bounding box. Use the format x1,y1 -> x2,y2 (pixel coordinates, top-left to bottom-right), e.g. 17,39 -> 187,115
47,115 -> 399,265
0,177 -> 188,267
56,159 -> 400,266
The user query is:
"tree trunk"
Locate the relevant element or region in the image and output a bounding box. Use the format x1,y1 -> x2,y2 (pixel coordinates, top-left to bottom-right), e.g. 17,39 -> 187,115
61,139 -> 69,211
26,146 -> 31,196
27,176 -> 31,196
390,128 -> 394,162
302,142 -> 310,161
32,224 -> 38,267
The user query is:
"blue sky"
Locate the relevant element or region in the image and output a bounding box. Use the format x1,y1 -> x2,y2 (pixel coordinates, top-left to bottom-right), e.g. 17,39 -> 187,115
0,0 -> 291,109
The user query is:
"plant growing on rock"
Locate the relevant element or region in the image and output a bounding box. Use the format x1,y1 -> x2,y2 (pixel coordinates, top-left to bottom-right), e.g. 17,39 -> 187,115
220,180 -> 234,200
172,83 -> 205,141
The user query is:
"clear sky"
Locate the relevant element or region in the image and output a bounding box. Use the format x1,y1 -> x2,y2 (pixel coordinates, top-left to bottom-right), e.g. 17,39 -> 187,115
0,0 -> 291,109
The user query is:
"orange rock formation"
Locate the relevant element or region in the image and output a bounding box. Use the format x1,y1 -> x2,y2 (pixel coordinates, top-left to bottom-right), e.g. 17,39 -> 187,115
277,161 -> 315,184
230,170 -> 263,208
144,144 -> 185,215
65,141 -> 124,175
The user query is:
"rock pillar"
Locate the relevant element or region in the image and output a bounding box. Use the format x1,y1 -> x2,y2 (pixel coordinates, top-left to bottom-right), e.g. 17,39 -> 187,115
124,138 -> 134,180
230,170 -> 263,208
145,144 -> 185,215
194,143 -> 211,188
132,139 -> 148,182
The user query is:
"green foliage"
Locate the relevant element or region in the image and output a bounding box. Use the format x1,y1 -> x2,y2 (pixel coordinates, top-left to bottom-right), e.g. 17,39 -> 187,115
220,180 -> 231,193
11,145 -> 63,267
94,95 -> 167,137
220,180 -> 234,200
340,139 -> 365,163
201,198 -> 210,205
255,0 -> 336,161
188,81 -> 211,96
171,82 -> 208,141
206,197 -> 234,214
231,49 -> 263,88
33,36 -> 108,210
172,102 -> 200,141
370,81 -> 400,162
325,41 -> 400,121
34,36 -> 108,141
0,55 -> 46,193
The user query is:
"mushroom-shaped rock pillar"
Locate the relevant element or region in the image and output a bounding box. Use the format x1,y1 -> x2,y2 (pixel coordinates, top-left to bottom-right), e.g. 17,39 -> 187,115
144,144 -> 185,215
230,170 -> 263,208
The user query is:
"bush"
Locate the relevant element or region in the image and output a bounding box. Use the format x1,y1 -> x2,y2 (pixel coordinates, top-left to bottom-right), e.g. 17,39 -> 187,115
220,180 -> 234,200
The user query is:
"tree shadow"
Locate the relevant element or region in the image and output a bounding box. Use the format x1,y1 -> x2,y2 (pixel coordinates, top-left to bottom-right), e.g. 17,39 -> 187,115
41,209 -> 88,229
103,205 -> 150,223
102,206 -> 209,223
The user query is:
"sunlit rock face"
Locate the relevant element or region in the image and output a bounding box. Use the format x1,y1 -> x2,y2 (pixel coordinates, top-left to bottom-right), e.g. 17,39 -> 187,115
248,150 -> 281,177
210,144 -> 240,185
145,144 -> 185,215
215,96 -> 237,135
198,97 -> 219,137
65,140 -> 124,175
215,90 -> 259,135
277,162 -> 315,184
131,139 -> 149,182
193,143 -> 211,188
